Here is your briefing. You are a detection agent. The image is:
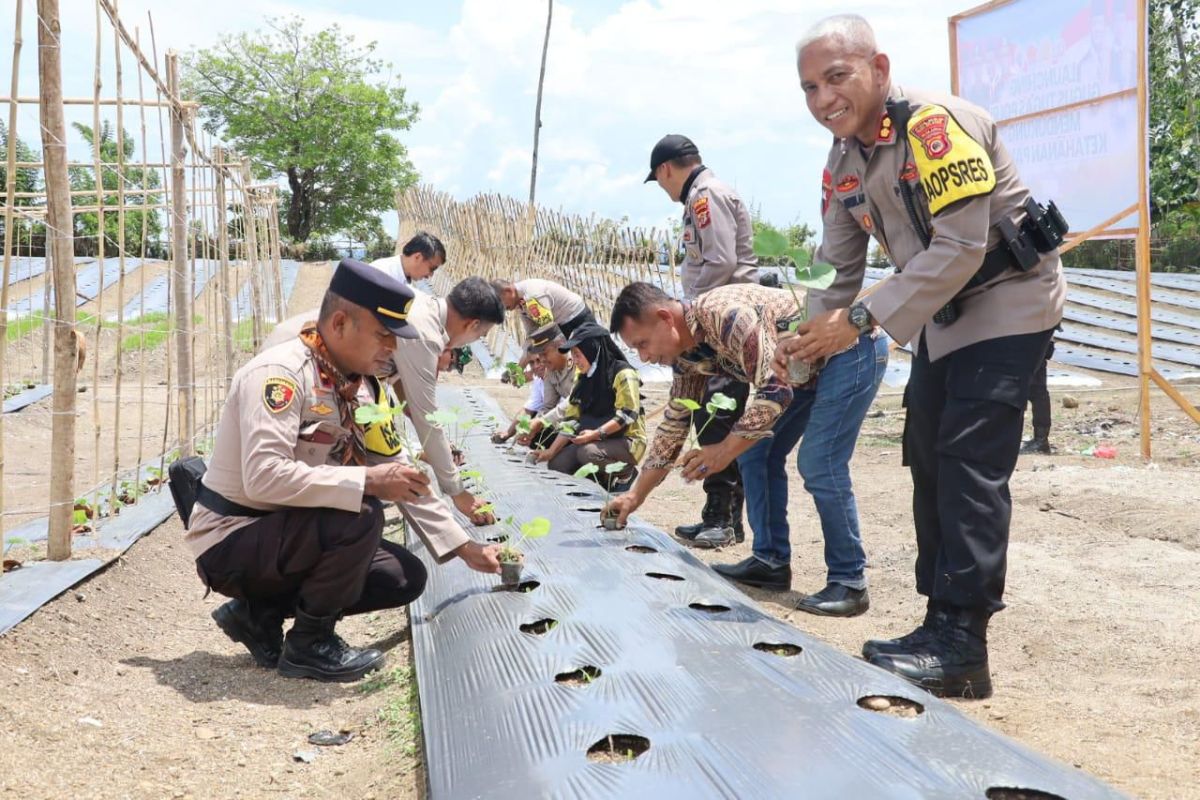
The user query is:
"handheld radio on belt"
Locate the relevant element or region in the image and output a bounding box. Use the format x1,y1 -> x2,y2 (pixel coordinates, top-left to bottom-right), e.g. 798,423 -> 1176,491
886,99 -> 1069,326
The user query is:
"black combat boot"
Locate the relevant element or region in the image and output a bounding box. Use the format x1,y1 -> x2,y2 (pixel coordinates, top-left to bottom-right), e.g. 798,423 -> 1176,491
1019,426 -> 1052,454
675,492 -> 718,541
730,486 -> 745,544
211,598 -> 285,668
278,608 -> 385,682
689,490 -> 736,548
861,600 -> 940,661
868,605 -> 993,699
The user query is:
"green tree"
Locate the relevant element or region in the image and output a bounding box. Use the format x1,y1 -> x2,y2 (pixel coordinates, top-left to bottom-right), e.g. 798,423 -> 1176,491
750,207 -> 814,267
0,120 -> 44,251
67,121 -> 163,258
1150,0 -> 1199,225
184,17 -> 419,243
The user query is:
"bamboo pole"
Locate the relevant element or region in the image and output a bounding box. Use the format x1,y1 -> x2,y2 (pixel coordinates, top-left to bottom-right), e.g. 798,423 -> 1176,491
1134,0 -> 1152,459
267,194 -> 284,320
214,145 -> 233,389
109,0 -> 127,501
90,0 -> 106,495
38,0 -> 80,560
0,0 -> 24,569
241,159 -> 263,349
168,50 -> 194,456
134,25 -> 149,474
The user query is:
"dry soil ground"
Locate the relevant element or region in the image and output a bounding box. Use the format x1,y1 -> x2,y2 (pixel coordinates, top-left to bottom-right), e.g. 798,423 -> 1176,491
2,260 -> 1198,797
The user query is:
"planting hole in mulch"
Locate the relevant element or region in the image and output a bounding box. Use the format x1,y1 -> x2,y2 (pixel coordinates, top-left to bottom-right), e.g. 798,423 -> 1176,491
566,491 -> 595,498
985,790 -> 1066,800
625,545 -> 658,554
485,534 -> 509,543
554,665 -> 602,685
753,642 -> 802,657
586,734 -> 650,764
645,572 -> 685,581
519,617 -> 558,635
577,506 -> 603,513
688,602 -> 732,614
493,580 -> 540,594
856,695 -> 925,717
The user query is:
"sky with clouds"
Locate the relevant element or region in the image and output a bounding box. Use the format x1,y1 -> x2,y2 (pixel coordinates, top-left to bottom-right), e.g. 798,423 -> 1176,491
3,0 -> 974,238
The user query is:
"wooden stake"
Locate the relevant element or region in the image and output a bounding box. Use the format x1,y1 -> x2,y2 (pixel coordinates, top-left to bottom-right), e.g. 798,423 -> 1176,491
168,50 -> 194,455
37,0 -> 80,560
1135,0 -> 1152,459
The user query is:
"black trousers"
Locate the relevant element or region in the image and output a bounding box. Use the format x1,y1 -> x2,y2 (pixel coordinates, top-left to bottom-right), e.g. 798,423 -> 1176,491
558,308 -> 597,337
195,497 -> 427,617
1029,339 -> 1055,431
696,375 -> 750,498
903,328 -> 1054,614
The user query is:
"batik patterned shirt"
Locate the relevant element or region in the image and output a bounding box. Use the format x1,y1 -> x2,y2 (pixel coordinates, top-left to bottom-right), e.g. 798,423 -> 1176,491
644,283 -> 807,470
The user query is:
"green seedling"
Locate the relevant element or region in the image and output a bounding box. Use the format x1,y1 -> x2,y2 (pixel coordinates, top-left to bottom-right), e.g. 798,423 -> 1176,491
515,414 -> 533,436
357,399 -> 430,464
575,461 -> 629,528
751,228 -> 837,331
504,361 -> 527,388
678,392 -> 739,451
497,515 -> 552,564
556,419 -> 580,437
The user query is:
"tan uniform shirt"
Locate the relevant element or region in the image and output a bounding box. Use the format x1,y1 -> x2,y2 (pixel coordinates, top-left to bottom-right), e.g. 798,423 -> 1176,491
535,361 -> 578,425
269,295 -> 464,498
514,279 -> 588,336
809,85 -> 1066,361
680,168 -> 759,299
188,333 -> 469,563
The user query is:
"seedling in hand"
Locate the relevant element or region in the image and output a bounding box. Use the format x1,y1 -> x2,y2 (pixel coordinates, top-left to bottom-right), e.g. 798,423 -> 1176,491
497,515 -> 551,585
575,461 -> 630,529
678,392 -> 738,451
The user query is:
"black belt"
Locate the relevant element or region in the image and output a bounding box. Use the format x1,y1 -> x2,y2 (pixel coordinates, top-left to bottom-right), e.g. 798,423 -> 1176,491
197,482 -> 269,518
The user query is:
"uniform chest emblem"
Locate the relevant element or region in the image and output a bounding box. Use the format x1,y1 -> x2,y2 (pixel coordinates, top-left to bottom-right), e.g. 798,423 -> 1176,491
821,169 -> 833,216
911,114 -> 952,159
900,161 -> 919,182
836,174 -> 860,193
692,196 -> 711,229
309,402 -> 334,416
860,213 -> 875,233
262,377 -> 297,414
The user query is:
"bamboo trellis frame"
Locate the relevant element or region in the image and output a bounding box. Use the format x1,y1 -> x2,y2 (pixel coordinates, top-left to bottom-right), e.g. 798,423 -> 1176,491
0,0 -> 285,571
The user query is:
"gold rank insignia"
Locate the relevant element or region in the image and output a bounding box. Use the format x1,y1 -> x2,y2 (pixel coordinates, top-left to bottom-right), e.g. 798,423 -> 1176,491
878,112 -> 895,144
262,376 -> 298,414
309,402 -> 334,416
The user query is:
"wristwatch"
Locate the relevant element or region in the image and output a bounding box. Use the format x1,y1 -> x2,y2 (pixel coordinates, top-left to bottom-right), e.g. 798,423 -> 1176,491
848,302 -> 873,334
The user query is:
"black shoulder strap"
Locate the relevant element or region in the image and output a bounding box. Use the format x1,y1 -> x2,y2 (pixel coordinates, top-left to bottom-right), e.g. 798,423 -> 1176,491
885,98 -> 932,250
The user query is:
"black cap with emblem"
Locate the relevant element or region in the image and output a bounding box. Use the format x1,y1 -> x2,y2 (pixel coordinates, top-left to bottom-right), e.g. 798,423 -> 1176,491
645,134 -> 700,182
330,258 -> 420,339
526,322 -> 564,354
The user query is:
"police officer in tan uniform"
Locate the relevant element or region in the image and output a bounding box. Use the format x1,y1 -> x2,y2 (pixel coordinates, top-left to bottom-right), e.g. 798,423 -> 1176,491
646,134 -> 759,547
492,278 -> 597,340
187,260 -> 500,683
779,15 -> 1066,699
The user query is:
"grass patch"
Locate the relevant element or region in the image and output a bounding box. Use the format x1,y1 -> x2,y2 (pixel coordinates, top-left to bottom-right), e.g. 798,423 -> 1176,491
119,313 -> 203,353
5,311 -> 102,342
360,665 -> 422,757
233,318 -> 257,353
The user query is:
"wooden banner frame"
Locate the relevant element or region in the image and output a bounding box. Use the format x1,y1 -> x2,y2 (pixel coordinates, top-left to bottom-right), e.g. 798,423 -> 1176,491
950,0 -> 1200,458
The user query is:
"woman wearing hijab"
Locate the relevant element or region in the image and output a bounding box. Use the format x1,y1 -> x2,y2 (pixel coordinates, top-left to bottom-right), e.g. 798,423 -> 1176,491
535,322 -> 645,489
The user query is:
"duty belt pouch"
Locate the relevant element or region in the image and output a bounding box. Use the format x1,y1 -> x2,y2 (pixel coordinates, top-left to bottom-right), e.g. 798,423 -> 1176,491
168,455 -> 207,529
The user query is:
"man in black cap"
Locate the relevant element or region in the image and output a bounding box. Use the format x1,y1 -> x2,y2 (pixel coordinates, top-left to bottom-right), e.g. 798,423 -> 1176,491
516,323 -> 579,450
184,259 -> 500,683
646,134 -> 759,548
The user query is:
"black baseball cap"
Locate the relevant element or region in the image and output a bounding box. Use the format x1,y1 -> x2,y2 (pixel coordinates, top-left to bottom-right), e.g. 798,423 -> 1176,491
644,134 -> 700,182
330,258 -> 420,339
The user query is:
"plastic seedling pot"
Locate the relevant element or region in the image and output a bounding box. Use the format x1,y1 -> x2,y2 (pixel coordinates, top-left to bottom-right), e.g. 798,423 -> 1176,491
499,556 -> 524,586
601,510 -> 623,530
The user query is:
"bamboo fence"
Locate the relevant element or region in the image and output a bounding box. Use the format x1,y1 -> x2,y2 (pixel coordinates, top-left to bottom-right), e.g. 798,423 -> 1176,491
0,0 -> 284,569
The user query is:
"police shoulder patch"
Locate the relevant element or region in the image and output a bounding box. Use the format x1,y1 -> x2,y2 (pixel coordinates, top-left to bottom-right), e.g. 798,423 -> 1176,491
692,195 -> 711,229
262,376 -> 298,414
907,104 -> 996,215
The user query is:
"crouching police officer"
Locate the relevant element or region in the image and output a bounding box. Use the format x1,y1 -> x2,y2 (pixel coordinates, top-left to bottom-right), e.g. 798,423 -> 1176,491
780,16 -> 1066,698
183,260 -> 500,682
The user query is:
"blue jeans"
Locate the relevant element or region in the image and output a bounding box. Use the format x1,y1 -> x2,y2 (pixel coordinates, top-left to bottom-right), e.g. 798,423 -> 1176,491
736,333 -> 887,588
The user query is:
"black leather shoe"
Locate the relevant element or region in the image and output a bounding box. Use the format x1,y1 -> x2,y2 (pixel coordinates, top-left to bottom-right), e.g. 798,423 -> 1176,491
868,606 -> 993,699
211,599 -> 284,668
278,610 -> 385,682
795,583 -> 869,617
712,556 -> 791,591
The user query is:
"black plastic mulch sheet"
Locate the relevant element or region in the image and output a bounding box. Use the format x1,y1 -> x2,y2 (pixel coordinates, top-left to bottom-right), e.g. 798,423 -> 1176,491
405,387 -> 1127,800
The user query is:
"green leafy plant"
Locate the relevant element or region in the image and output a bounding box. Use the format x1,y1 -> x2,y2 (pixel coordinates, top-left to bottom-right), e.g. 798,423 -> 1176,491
497,515 -> 551,563
356,399 -> 426,462
556,419 -> 580,437
752,228 -> 837,331
504,361 -> 527,388
575,461 -> 629,524
678,392 -> 739,451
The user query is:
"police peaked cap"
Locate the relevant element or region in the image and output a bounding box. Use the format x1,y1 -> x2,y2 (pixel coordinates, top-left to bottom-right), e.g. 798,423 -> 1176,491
330,258 -> 420,339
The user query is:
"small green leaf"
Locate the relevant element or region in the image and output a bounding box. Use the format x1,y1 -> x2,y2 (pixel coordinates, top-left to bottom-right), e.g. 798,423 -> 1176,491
72,509 -> 88,526
752,228 -> 789,259
706,392 -> 739,412
604,461 -> 628,475
425,409 -> 458,427
354,403 -> 392,425
460,469 -> 484,480
477,502 -> 495,515
677,399 -> 702,412
520,516 -> 551,538
792,261 -> 837,291
574,463 -> 600,479
785,247 -> 812,268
